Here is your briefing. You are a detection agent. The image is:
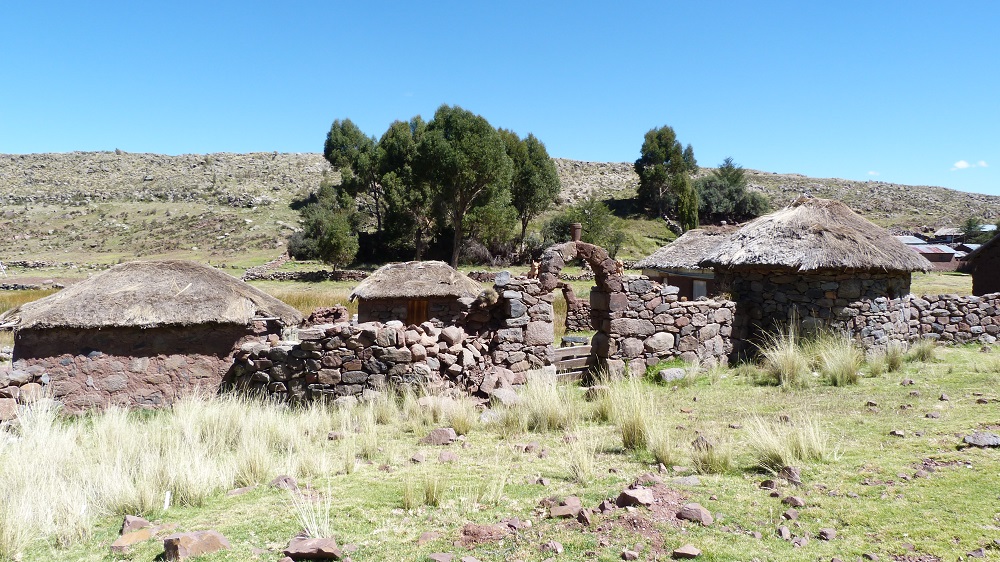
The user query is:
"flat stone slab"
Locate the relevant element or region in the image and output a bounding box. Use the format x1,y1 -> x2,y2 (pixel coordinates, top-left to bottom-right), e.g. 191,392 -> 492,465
964,431 -> 1000,447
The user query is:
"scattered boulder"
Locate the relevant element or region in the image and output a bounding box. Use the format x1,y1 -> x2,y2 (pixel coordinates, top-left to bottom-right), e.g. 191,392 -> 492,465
111,528 -> 154,553
672,544 -> 701,559
420,428 -> 457,446
782,496 -> 805,508
283,537 -> 344,560
616,487 -> 654,508
162,530 -> 231,561
963,431 -> 1000,448
120,515 -> 152,535
677,503 -> 713,526
819,528 -> 837,541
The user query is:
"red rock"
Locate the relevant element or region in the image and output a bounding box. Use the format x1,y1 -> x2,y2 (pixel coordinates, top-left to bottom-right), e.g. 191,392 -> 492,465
677,503 -> 713,526
782,496 -> 805,507
162,530 -> 231,561
616,487 -> 654,508
819,528 -> 836,540
283,537 -> 344,560
0,398 -> 17,421
672,544 -> 701,558
781,508 -> 798,520
550,503 -> 581,518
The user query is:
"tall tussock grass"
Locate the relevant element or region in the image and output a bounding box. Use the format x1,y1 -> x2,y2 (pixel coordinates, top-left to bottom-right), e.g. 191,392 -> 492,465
743,414 -> 833,472
758,332 -> 811,389
0,394 -> 342,559
905,338 -> 937,363
810,333 -> 864,386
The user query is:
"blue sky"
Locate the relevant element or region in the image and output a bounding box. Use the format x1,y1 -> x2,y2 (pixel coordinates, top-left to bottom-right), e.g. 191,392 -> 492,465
2,1 -> 998,194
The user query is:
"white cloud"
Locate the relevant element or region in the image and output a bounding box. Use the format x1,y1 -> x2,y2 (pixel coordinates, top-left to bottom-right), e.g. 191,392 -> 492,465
867,171 -> 880,176
951,159 -> 988,171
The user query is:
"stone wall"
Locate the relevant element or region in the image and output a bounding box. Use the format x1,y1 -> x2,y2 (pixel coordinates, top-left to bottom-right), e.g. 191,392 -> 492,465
910,293 -> 1000,344
2,324 -> 268,413
565,300 -> 592,332
718,267 -> 912,356
590,275 -> 735,374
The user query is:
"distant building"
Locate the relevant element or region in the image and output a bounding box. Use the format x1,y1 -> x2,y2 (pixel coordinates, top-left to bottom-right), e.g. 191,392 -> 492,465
894,235 -> 927,246
960,234 -> 1000,295
908,244 -> 957,271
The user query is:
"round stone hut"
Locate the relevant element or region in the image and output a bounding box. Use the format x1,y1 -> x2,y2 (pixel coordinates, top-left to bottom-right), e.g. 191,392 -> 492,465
634,226 -> 736,300
700,196 -> 931,355
349,261 -> 484,326
0,260 -> 302,413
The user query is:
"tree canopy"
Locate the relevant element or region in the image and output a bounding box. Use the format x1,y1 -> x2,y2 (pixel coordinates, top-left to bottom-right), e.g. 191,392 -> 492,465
634,125 -> 699,230
695,157 -> 770,224
299,106 -> 560,267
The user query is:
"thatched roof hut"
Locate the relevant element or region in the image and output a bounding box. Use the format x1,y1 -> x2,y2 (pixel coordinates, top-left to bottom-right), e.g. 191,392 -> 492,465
635,226 -> 736,271
1,260 -> 302,413
701,197 -> 932,273
0,260 -> 302,330
349,261 -> 483,325
349,261 -> 483,301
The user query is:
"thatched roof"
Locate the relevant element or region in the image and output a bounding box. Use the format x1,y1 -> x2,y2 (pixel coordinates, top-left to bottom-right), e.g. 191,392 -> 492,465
0,260 -> 302,330
349,261 -> 483,301
700,197 -> 932,272
634,226 -> 737,271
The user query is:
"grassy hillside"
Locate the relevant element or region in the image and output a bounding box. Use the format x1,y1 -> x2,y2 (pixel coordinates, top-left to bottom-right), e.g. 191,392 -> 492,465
2,152 -> 997,267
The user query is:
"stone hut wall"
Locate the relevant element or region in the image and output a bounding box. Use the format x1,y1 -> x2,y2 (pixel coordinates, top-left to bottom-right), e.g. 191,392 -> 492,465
3,324 -> 266,413
590,275 -> 735,374
718,267 -> 912,355
357,297 -> 469,326
565,301 -> 592,332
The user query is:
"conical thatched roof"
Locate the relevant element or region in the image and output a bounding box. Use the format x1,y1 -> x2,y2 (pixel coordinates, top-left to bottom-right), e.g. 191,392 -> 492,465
0,260 -> 302,330
349,261 -> 483,301
700,197 -> 932,272
635,226 -> 737,271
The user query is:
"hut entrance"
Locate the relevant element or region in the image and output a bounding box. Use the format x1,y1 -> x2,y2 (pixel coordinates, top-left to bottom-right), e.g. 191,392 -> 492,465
536,241 -> 624,377
407,299 -> 429,325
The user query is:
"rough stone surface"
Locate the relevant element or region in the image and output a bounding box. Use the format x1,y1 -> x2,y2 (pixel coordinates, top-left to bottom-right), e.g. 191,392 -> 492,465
677,503 -> 714,526
283,537 -> 344,560
162,530 -> 231,561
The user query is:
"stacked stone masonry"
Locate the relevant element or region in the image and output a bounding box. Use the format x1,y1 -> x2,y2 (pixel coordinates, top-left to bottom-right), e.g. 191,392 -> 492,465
590,275 -> 735,374
226,274 -> 556,403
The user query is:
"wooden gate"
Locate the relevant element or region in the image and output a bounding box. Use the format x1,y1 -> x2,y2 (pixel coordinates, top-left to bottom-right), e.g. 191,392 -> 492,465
553,339 -> 592,381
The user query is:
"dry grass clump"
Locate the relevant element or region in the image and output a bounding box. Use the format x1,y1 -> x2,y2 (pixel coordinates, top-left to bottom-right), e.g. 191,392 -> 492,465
810,333 -> 864,386
0,394 -> 344,559
520,369 -> 582,432
607,376 -> 652,451
758,333 -> 811,389
743,415 -> 832,472
906,338 -> 937,362
647,425 -> 680,468
691,436 -> 732,475
563,432 -> 600,485
260,285 -> 357,317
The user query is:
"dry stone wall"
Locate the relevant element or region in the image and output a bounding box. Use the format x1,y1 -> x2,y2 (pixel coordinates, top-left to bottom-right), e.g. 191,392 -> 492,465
590,275 -> 735,373
228,274 -> 556,403
910,293 -> 1000,344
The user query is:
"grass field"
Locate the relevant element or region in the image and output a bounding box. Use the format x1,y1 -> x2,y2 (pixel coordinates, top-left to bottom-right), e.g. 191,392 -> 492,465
1,340 -> 997,561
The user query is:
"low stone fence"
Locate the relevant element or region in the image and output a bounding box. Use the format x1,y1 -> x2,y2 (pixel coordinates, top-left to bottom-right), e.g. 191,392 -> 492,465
241,269 -> 370,282
910,293 -> 1000,344
228,321 -> 528,403
1,283 -> 41,291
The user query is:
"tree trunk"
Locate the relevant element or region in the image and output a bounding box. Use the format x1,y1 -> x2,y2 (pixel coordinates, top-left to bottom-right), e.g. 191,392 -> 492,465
450,215 -> 463,268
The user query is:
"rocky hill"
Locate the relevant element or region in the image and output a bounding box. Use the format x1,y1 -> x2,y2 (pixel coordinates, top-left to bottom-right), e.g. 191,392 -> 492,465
2,151 -> 997,266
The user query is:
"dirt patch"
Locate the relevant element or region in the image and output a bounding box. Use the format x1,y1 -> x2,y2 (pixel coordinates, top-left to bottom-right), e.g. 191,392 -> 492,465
456,523 -> 510,549
591,484 -> 689,558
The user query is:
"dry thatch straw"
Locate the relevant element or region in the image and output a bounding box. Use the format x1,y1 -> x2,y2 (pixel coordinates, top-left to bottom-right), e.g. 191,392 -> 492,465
634,226 -> 737,271
0,260 -> 302,329
700,196 -> 932,272
348,261 -> 483,301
